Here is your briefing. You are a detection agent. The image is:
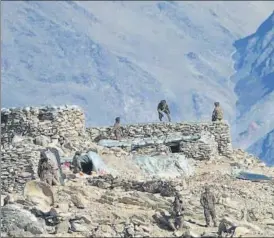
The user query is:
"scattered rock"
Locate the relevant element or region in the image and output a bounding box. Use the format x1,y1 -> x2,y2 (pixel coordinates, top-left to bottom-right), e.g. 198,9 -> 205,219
55,220 -> 69,234
70,194 -> 87,209
234,226 -> 250,236
34,135 -> 51,146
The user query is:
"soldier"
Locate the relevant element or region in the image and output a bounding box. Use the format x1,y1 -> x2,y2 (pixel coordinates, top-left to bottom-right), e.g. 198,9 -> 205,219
72,151 -> 82,173
3,195 -> 13,206
212,102 -> 223,122
37,150 -> 59,186
113,117 -> 122,140
157,100 -> 171,122
152,192 -> 185,232
172,192 -> 185,230
200,185 -> 217,227
217,217 -> 237,238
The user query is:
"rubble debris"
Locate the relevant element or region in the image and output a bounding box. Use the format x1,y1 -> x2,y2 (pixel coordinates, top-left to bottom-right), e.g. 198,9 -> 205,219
88,175 -> 177,197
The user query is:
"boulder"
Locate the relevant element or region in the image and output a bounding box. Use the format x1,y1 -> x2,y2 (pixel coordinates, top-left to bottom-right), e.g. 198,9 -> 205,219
1,204 -> 46,235
24,180 -> 54,211
34,135 -> 51,146
234,227 -> 250,236
70,194 -> 87,209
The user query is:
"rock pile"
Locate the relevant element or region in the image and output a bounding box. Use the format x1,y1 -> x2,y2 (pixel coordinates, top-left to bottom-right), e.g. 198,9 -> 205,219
2,104 -> 273,238
88,175 -> 178,197
2,159 -> 273,238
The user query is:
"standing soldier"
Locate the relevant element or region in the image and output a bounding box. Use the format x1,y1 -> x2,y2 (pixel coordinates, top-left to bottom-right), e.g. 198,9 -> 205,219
200,185 -> 217,227
212,102 -> 223,122
157,100 -> 171,122
113,117 -> 122,140
37,150 -> 59,186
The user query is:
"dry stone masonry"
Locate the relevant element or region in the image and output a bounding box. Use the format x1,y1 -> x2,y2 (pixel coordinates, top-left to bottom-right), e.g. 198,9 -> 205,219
1,105 -> 85,145
1,105 -> 85,193
1,105 -> 233,194
87,121 -> 233,158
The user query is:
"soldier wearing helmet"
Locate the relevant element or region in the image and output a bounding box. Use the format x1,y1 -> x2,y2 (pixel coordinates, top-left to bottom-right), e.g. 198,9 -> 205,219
113,117 -> 122,140
72,151 -> 82,173
200,185 -> 217,227
173,192 -> 185,229
165,192 -> 185,231
157,100 -> 171,122
37,150 -> 59,186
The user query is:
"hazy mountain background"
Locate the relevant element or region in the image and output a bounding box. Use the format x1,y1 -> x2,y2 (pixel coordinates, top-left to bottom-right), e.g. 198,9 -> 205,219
1,1 -> 274,164
232,12 -> 274,165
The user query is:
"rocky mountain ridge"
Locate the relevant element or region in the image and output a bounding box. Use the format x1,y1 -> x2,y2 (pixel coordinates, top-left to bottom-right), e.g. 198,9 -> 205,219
1,146 -> 274,238
1,109 -> 274,237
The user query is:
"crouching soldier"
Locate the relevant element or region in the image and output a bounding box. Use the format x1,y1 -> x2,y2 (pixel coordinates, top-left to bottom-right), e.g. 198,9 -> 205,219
37,150 -> 59,186
217,217 -> 237,238
72,151 -> 82,174
157,100 -> 171,122
173,192 -> 185,230
167,192 -> 185,231
200,185 -> 217,227
212,102 -> 223,122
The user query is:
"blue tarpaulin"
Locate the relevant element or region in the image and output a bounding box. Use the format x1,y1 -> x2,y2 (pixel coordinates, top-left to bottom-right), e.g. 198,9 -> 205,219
86,151 -> 108,173
236,171 -> 272,181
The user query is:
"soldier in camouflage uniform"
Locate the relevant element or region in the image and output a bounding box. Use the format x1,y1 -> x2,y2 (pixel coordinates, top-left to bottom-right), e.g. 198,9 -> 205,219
157,100 -> 171,122
217,218 -> 237,238
165,192 -> 185,231
37,150 -> 59,186
172,192 -> 185,229
113,117 -> 122,140
200,185 -> 217,227
212,102 -> 223,122
72,151 -> 82,173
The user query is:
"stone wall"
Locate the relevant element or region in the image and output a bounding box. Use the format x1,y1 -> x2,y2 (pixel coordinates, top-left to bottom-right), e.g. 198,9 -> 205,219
1,141 -> 43,193
1,105 -> 85,194
1,105 -> 85,145
86,121 -> 233,158
1,105 -> 233,194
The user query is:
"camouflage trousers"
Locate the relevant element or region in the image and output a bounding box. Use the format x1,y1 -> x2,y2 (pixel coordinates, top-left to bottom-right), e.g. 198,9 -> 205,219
158,111 -> 171,122
40,171 -> 59,186
114,129 -> 122,140
217,221 -> 237,238
168,215 -> 184,230
204,208 -> 217,226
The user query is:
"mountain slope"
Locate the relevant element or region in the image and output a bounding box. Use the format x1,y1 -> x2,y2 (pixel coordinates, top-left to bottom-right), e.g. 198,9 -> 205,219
247,129 -> 274,166
231,12 -> 274,153
2,1 -> 274,126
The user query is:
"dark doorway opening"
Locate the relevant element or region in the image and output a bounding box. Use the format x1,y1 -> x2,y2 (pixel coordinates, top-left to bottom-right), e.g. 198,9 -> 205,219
169,143 -> 180,153
1,114 -> 8,124
81,161 -> 94,175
